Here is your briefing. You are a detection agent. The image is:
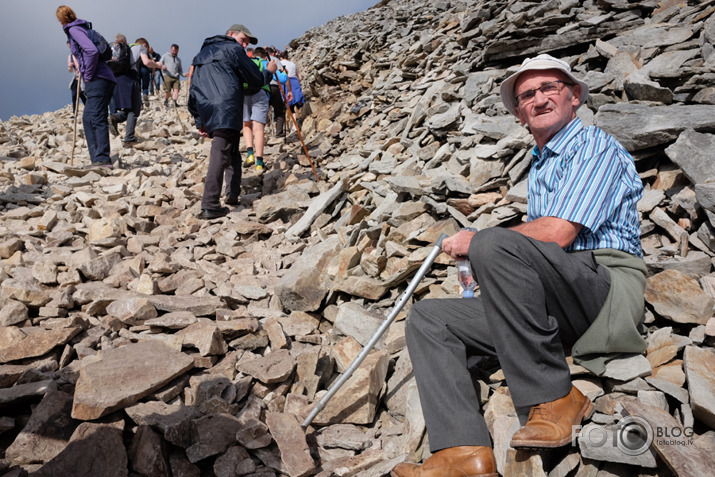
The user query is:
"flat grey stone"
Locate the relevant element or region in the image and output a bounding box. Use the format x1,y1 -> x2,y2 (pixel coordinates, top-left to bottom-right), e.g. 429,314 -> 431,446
72,341 -> 194,420
596,104 -> 715,151
665,130 -> 715,185
684,346 -> 715,429
602,355 -> 652,382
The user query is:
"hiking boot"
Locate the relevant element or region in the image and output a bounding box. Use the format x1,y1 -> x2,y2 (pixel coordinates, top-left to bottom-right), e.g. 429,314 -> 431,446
391,446 -> 497,477
163,99 -> 169,107
245,154 -> 255,166
85,162 -> 113,170
225,194 -> 239,205
510,385 -> 594,448
256,164 -> 265,173
198,207 -> 230,220
108,115 -> 119,136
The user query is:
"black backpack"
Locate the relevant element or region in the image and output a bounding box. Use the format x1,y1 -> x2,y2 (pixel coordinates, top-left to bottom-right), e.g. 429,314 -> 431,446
108,42 -> 131,75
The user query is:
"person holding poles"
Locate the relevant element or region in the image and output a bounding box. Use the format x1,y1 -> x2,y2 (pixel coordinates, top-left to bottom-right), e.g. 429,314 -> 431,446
279,50 -> 304,116
265,47 -> 292,140
391,54 -> 646,477
245,47 -> 285,172
57,5 -> 116,167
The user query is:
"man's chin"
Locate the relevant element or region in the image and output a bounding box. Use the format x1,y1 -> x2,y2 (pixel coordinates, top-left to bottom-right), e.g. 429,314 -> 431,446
529,115 -> 558,131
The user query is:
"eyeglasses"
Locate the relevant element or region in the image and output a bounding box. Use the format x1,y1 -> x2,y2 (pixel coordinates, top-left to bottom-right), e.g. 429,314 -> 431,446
515,80 -> 573,105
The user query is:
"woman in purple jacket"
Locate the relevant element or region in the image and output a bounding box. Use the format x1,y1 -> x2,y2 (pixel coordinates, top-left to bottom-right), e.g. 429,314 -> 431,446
57,5 -> 116,167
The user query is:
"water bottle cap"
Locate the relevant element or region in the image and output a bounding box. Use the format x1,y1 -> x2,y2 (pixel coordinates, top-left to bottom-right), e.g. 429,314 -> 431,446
463,289 -> 475,298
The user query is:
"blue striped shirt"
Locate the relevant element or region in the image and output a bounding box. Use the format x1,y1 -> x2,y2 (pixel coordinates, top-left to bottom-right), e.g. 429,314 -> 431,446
527,118 -> 643,257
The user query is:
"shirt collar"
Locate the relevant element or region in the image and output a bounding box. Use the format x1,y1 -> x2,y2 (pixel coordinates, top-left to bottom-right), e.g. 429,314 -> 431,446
531,117 -> 584,162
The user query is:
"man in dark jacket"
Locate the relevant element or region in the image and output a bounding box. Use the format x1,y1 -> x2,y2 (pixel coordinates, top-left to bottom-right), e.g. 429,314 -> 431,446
188,24 -> 276,220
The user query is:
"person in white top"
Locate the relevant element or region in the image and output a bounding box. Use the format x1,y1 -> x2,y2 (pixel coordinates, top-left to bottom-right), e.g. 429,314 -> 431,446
279,50 -> 304,115
266,47 -> 292,137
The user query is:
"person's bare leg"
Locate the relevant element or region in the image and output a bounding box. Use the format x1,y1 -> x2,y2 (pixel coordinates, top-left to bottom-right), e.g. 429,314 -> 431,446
243,122 -> 255,165
243,122 -> 254,150
254,121 -> 265,157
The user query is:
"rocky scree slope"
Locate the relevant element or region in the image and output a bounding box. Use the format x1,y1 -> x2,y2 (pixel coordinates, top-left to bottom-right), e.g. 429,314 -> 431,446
0,0 -> 714,476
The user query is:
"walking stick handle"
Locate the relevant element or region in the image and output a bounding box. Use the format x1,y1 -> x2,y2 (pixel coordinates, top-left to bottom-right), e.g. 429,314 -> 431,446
301,233 -> 448,429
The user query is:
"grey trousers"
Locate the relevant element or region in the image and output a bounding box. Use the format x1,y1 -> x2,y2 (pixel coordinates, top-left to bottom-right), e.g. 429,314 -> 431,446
201,130 -> 242,210
406,227 -> 611,451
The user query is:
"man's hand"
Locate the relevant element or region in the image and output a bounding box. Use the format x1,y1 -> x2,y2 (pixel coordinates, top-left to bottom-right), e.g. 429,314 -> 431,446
198,127 -> 209,138
266,60 -> 278,74
286,91 -> 293,102
442,229 -> 477,259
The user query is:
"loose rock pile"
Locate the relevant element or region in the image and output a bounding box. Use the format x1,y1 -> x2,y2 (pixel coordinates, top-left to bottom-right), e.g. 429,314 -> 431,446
1,0 -> 714,476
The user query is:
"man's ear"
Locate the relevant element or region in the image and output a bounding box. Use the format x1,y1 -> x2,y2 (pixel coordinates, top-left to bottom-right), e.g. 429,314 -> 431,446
571,84 -> 582,107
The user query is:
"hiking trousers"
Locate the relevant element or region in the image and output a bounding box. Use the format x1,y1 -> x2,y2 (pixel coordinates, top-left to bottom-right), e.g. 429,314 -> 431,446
82,78 -> 114,165
201,130 -> 241,210
406,227 -> 611,452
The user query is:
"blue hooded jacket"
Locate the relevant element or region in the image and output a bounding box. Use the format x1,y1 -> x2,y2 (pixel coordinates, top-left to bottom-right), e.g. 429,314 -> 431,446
188,35 -> 270,134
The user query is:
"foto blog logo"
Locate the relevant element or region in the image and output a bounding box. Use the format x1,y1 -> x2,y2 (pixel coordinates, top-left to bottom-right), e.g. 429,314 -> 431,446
573,416 -> 654,456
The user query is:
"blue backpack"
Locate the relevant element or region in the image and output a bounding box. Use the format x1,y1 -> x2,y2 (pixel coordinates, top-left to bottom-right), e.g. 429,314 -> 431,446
85,23 -> 112,62
68,22 -> 112,63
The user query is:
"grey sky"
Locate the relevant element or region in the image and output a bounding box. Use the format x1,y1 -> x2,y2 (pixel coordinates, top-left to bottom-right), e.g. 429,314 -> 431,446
0,0 -> 377,121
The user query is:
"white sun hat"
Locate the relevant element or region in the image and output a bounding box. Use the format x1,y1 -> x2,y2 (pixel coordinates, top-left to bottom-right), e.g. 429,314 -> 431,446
500,54 -> 590,115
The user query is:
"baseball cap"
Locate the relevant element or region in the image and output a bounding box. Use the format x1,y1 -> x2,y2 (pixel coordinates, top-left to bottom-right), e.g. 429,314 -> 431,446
500,54 -> 589,115
227,24 -> 258,45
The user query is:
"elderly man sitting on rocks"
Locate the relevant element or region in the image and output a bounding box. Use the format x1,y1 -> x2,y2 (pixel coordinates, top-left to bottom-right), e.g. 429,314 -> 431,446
391,54 -> 648,477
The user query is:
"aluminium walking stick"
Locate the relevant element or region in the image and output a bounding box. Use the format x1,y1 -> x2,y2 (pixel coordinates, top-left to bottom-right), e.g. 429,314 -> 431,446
274,74 -> 320,182
301,233 -> 448,428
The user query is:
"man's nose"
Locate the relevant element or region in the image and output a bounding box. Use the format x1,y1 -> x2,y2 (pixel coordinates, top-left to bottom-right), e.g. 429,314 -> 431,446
532,89 -> 549,106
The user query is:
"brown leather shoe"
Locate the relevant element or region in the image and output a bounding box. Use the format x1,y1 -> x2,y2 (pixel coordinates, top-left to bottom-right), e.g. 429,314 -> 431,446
510,385 -> 593,448
391,446 -> 497,477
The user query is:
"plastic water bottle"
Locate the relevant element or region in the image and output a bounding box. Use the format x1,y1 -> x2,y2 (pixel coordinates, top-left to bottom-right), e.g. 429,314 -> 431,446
457,226 -> 478,298
457,258 -> 476,298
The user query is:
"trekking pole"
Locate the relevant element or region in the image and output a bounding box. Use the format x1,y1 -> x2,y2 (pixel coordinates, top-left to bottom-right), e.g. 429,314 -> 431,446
172,99 -> 187,134
70,76 -> 81,166
274,74 -> 320,182
301,233 -> 448,429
